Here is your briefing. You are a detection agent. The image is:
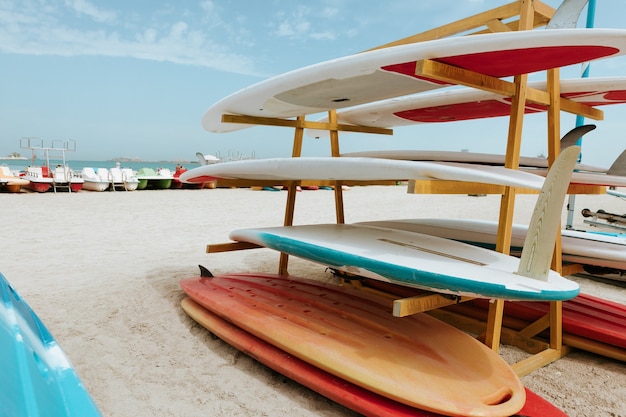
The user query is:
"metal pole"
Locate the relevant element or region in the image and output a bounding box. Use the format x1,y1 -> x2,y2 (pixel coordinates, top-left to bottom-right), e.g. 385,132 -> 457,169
566,0 -> 596,229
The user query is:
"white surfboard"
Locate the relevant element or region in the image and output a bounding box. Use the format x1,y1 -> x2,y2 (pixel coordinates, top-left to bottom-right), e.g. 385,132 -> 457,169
357,218 -> 626,272
202,29 -> 626,132
309,76 -> 626,132
228,147 -> 582,300
340,124 -> 606,172
524,169 -> 626,188
229,223 -> 579,301
179,156 -> 545,190
340,150 -> 604,172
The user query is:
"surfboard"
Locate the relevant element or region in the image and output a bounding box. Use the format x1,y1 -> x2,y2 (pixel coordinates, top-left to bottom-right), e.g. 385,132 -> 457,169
340,124 -> 603,171
526,168 -> 626,187
356,218 -> 626,273
229,223 -> 579,301
0,272 -> 102,417
179,273 -> 527,416
202,29 -> 626,132
310,76 -> 626,130
341,149 -> 605,172
339,124 -> 603,171
179,156 -> 545,190
181,287 -> 569,417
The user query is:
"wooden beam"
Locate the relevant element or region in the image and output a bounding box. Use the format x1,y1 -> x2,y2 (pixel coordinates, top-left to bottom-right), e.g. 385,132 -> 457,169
292,115 -> 305,157
279,182 -> 299,274
207,242 -> 261,253
221,114 -> 393,135
407,180 -> 537,195
511,347 -> 571,377
393,294 -> 473,317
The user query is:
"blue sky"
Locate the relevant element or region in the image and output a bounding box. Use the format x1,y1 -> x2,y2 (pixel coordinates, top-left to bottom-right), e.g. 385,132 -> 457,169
2,0 -> 626,167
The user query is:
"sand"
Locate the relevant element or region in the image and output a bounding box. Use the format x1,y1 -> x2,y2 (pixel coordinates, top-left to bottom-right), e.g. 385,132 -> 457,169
1,186 -> 625,417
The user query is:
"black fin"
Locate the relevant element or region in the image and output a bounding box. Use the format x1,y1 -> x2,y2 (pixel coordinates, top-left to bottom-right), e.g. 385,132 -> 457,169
198,265 -> 214,278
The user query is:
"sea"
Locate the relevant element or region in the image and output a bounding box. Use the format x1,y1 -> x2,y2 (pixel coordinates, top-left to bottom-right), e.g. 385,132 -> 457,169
0,159 -> 199,174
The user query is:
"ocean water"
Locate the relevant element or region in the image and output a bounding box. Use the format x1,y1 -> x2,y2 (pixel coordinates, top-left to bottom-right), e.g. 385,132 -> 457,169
0,159 -> 199,174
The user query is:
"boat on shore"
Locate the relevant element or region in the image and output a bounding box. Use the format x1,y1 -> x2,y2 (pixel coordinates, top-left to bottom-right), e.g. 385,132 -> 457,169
136,167 -> 173,190
109,167 -> 140,191
19,138 -> 84,192
81,167 -> 111,192
0,166 -> 29,193
172,165 -> 203,189
22,166 -> 54,193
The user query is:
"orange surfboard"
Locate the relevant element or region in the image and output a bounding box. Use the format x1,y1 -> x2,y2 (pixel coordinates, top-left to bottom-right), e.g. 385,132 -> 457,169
180,273 -> 526,416
181,296 -> 569,417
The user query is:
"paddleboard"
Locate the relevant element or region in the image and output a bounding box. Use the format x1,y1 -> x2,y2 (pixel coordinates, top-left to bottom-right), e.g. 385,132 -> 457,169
179,156 -> 545,190
181,287 -> 569,417
526,168 -> 626,187
0,272 -> 102,417
202,29 -> 626,132
341,149 -> 605,172
229,223 -> 579,301
180,273 -> 526,416
357,218 -> 626,273
339,124 -> 602,171
310,76 -> 626,130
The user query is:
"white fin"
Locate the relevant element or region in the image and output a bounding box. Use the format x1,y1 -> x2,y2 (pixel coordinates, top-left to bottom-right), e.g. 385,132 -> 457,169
517,146 -> 581,280
546,0 -> 589,29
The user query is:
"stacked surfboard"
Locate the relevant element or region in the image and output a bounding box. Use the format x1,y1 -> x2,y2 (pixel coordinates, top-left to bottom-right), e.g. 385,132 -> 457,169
178,14 -> 626,416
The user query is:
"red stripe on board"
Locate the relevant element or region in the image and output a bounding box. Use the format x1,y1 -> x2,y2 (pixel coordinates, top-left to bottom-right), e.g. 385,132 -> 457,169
383,45 -> 619,79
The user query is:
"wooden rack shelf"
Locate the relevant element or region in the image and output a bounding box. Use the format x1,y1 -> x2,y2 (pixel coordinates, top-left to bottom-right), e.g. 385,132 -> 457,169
208,0 -> 610,376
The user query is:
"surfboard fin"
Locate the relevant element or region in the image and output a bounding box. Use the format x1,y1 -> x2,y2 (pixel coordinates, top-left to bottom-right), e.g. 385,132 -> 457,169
559,124 -> 595,150
546,0 -> 589,29
516,146 -> 581,280
606,149 -> 626,176
198,265 -> 214,278
195,152 -> 207,166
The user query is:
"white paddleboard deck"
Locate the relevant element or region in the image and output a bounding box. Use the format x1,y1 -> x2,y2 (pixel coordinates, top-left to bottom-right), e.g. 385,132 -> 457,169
179,157 -> 544,189
357,218 -> 626,271
524,168 -> 626,187
203,29 -> 626,132
311,76 -> 626,131
340,149 -> 606,172
229,223 -> 580,301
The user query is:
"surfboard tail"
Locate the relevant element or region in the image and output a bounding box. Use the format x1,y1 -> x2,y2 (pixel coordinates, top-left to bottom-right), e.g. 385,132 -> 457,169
517,146 -> 581,280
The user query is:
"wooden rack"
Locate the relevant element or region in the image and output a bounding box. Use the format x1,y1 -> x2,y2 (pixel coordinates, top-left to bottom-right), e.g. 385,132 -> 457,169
207,0 -> 609,376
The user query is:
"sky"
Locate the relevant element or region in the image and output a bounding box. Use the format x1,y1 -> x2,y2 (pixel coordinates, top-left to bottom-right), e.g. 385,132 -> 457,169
2,0 -> 626,167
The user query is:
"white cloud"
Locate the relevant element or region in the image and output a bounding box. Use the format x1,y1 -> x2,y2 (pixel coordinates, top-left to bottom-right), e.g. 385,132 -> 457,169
0,1 -> 260,76
64,0 -> 116,23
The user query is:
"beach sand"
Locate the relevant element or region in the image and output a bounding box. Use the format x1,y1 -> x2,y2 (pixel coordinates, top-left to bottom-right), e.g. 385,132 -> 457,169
1,186 -> 625,416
